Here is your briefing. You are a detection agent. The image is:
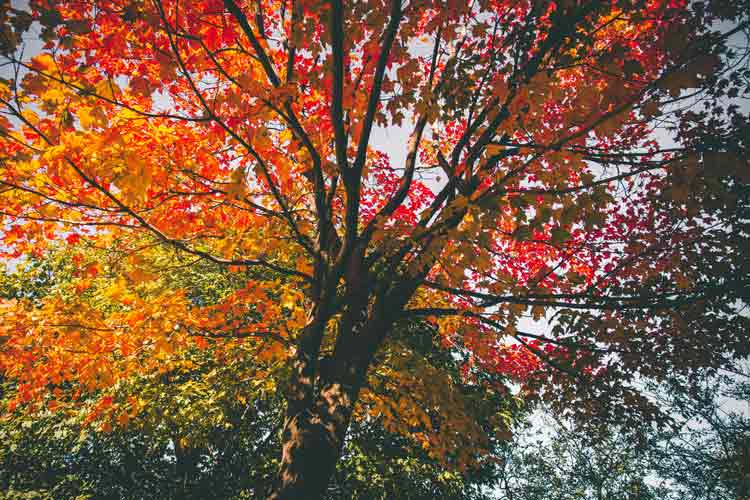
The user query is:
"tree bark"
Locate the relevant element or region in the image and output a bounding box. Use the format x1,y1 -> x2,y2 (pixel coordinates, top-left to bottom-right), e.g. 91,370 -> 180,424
268,381 -> 358,500
268,265 -> 411,498
269,307 -> 379,499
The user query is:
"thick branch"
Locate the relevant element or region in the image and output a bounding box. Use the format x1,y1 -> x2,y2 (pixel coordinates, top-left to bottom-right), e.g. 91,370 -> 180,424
329,0 -> 348,172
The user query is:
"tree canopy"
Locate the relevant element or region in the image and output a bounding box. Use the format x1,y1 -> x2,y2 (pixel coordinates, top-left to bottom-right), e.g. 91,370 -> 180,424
0,0 -> 748,497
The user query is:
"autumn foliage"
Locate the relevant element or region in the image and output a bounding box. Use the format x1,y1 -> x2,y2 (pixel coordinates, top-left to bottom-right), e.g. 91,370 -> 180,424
0,0 -> 748,497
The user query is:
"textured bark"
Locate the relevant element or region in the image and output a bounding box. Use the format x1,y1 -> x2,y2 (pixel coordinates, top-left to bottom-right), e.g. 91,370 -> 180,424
269,308 -> 379,499
268,382 -> 357,500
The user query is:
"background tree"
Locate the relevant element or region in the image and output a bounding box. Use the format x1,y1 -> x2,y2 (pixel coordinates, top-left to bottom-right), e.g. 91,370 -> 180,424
496,420 -> 670,500
0,0 -> 748,497
495,367 -> 750,500
651,370 -> 750,500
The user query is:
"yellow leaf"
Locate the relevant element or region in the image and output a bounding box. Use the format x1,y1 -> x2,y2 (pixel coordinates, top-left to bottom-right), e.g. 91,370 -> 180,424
226,167 -> 247,199
95,79 -> 116,101
31,53 -> 55,72
116,155 -> 152,204
105,277 -> 128,300
154,337 -> 174,356
42,87 -> 66,104
78,106 -> 108,129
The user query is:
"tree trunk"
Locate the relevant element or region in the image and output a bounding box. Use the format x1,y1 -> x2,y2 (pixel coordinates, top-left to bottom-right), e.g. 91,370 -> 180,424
269,381 -> 357,500
173,435 -> 196,496
268,280 -> 404,498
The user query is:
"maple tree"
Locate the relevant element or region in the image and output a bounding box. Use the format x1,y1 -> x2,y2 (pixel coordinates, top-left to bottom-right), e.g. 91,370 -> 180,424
0,0 -> 748,497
